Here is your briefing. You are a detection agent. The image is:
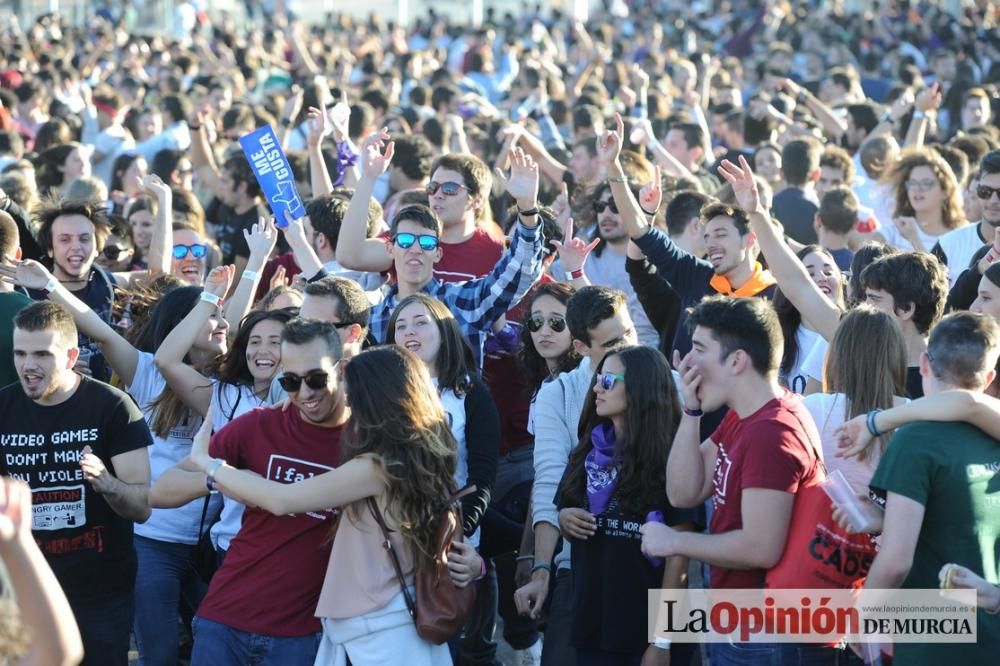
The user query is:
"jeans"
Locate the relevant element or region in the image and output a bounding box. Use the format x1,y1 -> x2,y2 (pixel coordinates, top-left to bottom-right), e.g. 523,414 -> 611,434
459,562 -> 500,665
133,535 -> 209,666
540,568 -> 575,666
68,591 -> 134,666
191,616 -> 322,666
710,642 -> 864,666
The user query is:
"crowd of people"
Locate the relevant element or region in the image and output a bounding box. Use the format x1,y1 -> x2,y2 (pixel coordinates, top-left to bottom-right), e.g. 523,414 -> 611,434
0,1 -> 999,665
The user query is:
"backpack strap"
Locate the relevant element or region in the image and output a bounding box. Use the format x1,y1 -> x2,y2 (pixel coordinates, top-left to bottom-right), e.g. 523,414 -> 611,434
368,498 -> 418,620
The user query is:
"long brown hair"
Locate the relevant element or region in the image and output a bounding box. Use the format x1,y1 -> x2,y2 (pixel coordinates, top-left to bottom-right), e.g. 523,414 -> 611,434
887,148 -> 966,230
823,306 -> 907,461
341,346 -> 458,576
386,293 -> 476,396
558,346 -> 681,517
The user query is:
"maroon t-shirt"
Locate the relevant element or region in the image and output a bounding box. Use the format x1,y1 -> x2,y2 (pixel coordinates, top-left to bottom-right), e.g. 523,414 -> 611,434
708,392 -> 822,589
197,407 -> 343,636
435,228 -> 504,282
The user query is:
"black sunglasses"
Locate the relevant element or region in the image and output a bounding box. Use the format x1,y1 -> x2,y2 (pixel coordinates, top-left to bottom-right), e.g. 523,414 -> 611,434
977,184 -> 1000,201
102,245 -> 129,260
278,370 -> 330,393
526,315 -> 567,333
593,199 -> 619,215
426,180 -> 467,196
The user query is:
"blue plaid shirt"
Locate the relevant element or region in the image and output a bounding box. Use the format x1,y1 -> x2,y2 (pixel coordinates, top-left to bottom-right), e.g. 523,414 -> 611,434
370,221 -> 545,365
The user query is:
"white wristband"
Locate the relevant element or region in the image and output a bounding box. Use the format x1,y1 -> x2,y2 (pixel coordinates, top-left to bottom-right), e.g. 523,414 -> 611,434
240,269 -> 259,282
653,637 -> 672,650
912,110 -> 927,120
43,277 -> 59,294
200,291 -> 223,308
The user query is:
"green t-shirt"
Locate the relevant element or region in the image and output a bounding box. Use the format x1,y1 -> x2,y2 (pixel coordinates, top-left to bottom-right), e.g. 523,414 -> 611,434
870,420 -> 1000,665
0,292 -> 33,389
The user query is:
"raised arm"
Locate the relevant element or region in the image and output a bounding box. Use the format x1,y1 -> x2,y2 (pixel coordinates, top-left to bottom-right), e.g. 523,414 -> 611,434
599,114 -> 657,240
188,414 -> 384,514
334,130 -> 394,272
304,107 -> 333,197
188,107 -> 227,200
718,156 -> 842,340
0,259 -> 140,385
140,174 -> 173,277
154,266 -> 234,417
224,219 -> 277,329
280,210 -> 324,279
779,78 -> 847,141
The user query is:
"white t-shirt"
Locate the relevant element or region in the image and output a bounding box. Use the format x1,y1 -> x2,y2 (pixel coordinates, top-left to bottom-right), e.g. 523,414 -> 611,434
935,223 -> 989,286
128,352 -> 222,544
879,219 -> 947,253
802,335 -> 829,385
783,327 -> 826,395
208,382 -> 267,551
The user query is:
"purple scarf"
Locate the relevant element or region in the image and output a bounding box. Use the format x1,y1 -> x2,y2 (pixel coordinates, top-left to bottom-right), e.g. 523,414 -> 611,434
585,423 -> 619,516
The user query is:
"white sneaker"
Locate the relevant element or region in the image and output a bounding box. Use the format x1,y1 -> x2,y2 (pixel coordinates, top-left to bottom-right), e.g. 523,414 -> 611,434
514,640 -> 542,666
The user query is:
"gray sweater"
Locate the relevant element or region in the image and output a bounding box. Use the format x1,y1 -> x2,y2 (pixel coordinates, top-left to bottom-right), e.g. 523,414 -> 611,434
531,357 -> 593,571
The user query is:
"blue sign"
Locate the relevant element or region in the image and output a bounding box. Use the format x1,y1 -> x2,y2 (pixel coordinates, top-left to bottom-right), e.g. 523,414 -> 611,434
239,125 -> 305,228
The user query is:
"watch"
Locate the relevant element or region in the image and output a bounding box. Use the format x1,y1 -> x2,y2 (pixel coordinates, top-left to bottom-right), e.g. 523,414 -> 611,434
205,459 -> 224,492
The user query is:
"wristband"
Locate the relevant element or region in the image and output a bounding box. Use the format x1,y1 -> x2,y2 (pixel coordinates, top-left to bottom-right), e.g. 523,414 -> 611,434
608,176 -> 629,184
879,112 -> 893,124
683,406 -> 703,417
641,206 -> 657,217
515,554 -> 534,562
912,110 -> 927,120
529,562 -> 552,576
240,269 -> 259,282
569,268 -> 585,280
280,117 -> 293,128
866,408 -> 885,438
653,637 -> 672,650
42,276 -> 59,296
188,123 -> 202,131
518,207 -> 540,218
200,291 -> 223,308
205,459 -> 224,492
985,249 -> 998,264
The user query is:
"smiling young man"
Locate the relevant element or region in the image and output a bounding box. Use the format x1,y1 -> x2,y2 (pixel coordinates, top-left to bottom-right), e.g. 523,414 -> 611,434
188,318 -> 349,665
640,296 -> 823,663
0,301 -> 152,666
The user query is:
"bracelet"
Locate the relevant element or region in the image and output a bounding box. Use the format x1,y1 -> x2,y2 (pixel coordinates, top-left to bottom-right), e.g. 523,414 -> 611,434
279,117 -> 293,128
188,123 -> 202,131
205,459 -> 224,492
515,554 -> 534,562
569,267 -> 585,280
912,110 -> 927,120
529,562 -> 552,576
866,408 -> 885,438
653,637 -> 672,650
608,176 -> 629,184
240,269 -> 259,282
985,249 -> 998,264
518,207 -> 540,218
42,276 -> 59,296
200,291 -> 223,308
879,112 -> 893,124
641,206 -> 657,217
683,406 -> 703,417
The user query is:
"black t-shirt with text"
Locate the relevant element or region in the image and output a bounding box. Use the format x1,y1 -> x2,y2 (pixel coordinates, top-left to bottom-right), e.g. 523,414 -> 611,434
0,376 -> 152,599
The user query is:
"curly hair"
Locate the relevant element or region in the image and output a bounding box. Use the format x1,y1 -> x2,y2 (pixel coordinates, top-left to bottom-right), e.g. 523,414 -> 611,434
887,148 -> 966,231
517,282 -> 581,397
340,346 -> 458,577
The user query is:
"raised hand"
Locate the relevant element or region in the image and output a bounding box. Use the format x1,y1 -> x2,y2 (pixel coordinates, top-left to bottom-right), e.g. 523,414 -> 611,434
494,146 -> 539,210
595,113 -> 624,167
281,209 -> 309,248
141,173 -> 171,202
281,86 -> 305,124
717,155 -> 766,216
977,232 -> 1000,274
0,257 -> 54,292
329,100 -> 351,142
889,89 -> 915,122
915,81 -> 942,113
244,217 -> 278,260
360,128 -> 394,180
305,106 -> 330,149
639,165 -> 663,214
892,216 -> 921,244
551,217 -> 598,274
270,264 -> 289,290
552,181 -> 571,227
204,265 -> 235,299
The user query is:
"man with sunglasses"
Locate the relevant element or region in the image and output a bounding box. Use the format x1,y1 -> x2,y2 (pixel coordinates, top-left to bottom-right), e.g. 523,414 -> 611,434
931,150 -> 1000,286
189,318 -> 349,664
337,136 -> 505,284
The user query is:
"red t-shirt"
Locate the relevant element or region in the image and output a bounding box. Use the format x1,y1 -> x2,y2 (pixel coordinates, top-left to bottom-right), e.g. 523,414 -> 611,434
197,407 -> 343,636
708,392 -> 822,589
435,228 -> 504,282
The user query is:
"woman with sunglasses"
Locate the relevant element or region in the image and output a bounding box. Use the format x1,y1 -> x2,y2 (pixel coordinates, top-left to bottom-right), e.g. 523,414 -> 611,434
882,148 -> 967,252
519,282 -> 581,418
186,345 -> 474,664
386,293 -> 498,553
171,223 -> 209,285
556,346 -> 696,665
0,258 -> 232,666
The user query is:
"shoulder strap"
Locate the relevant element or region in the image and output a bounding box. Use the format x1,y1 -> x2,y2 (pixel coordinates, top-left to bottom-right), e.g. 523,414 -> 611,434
197,493 -> 212,537
368,498 -> 417,620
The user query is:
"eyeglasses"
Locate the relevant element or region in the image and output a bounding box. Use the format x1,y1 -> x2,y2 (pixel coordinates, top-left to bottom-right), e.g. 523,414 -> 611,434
426,180 -> 467,196
393,233 -> 439,251
278,370 -> 330,393
595,372 -> 625,391
102,245 -> 129,260
172,244 -> 208,260
526,315 -> 567,333
904,178 -> 939,192
976,184 -> 1000,201
593,199 -> 619,215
